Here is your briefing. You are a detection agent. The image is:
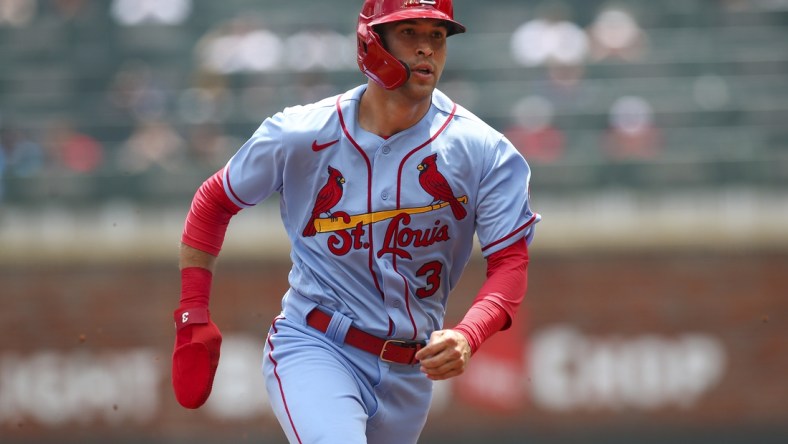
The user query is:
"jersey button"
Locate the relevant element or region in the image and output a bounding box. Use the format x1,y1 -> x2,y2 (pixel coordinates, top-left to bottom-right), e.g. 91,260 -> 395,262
381,191 -> 389,200
382,146 -> 391,155
392,300 -> 401,308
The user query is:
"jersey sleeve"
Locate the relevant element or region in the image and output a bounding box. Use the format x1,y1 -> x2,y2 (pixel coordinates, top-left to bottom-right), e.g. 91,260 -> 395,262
222,112 -> 288,208
474,135 -> 540,256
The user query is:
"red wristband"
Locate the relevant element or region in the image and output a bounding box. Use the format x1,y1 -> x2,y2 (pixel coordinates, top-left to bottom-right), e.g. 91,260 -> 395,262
174,306 -> 210,330
180,267 -> 212,308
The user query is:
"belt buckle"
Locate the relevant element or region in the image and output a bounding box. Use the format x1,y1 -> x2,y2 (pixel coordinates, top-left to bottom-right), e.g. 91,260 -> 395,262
380,339 -> 424,364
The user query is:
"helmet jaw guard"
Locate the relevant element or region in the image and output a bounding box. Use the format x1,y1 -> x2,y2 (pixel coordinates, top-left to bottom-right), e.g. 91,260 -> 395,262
357,0 -> 466,90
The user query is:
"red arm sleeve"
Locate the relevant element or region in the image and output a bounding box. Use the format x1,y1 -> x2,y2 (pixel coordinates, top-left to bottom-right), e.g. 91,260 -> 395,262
182,169 -> 242,256
451,237 -> 529,354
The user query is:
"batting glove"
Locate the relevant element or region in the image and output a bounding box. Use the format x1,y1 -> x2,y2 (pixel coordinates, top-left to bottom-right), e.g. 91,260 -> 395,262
172,268 -> 221,409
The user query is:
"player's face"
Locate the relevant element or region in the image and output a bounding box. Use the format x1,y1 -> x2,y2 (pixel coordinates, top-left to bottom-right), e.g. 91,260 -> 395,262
379,19 -> 448,98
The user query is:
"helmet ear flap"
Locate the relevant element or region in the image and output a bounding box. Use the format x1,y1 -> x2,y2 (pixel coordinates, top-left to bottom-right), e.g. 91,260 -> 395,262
357,24 -> 411,90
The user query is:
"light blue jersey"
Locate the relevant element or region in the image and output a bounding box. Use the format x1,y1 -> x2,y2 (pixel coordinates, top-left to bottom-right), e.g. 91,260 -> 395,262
225,85 -> 539,340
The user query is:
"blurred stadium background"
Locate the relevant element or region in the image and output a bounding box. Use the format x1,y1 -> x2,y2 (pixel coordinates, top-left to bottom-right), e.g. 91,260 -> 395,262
1,0 -> 786,443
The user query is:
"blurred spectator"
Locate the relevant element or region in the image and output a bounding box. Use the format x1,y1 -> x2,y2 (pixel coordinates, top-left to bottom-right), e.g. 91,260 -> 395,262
293,71 -> 338,105
0,123 -> 45,178
186,122 -> 238,171
510,2 -> 589,68
587,5 -> 648,62
504,95 -> 565,164
692,74 -> 731,111
194,15 -> 355,76
603,96 -> 662,161
106,60 -> 169,121
195,15 -> 283,75
0,0 -> 36,27
176,71 -> 234,125
545,62 -> 586,91
51,0 -> 88,20
111,0 -> 192,26
44,120 -> 104,174
510,1 -> 589,91
282,29 -> 356,71
237,76 -> 280,122
117,119 -> 186,173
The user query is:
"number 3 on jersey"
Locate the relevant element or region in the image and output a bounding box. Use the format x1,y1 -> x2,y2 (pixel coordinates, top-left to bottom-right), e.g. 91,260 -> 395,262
415,260 -> 443,298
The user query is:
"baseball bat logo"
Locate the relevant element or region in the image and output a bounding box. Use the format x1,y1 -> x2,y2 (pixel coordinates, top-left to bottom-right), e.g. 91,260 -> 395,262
302,155 -> 467,236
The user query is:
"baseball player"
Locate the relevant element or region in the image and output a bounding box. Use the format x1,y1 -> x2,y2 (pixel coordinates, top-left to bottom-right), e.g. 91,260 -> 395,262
171,0 -> 540,442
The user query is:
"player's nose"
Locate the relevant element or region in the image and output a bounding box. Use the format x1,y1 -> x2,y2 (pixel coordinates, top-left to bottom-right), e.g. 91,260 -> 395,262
415,36 -> 434,57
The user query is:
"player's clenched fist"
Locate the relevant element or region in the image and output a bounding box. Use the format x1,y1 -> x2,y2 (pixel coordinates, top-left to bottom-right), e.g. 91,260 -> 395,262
172,267 -> 221,409
415,329 -> 472,381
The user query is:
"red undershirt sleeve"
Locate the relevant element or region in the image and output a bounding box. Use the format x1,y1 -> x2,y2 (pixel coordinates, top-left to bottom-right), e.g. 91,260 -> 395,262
451,237 -> 529,354
181,169 -> 242,256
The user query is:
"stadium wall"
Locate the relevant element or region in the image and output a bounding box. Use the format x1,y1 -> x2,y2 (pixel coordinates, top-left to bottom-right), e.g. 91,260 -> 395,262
1,230 -> 786,443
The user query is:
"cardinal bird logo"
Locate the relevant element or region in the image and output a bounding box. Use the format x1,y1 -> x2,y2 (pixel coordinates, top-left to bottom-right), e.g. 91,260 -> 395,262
302,166 -> 345,237
417,153 -> 467,220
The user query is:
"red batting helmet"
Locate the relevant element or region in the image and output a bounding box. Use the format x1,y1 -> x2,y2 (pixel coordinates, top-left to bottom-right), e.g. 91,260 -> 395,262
357,0 -> 466,90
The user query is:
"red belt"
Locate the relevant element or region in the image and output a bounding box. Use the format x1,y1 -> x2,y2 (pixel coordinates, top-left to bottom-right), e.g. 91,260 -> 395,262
306,308 -> 425,365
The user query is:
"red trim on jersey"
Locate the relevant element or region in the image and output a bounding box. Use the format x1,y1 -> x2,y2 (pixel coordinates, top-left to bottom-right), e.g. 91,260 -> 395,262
268,316 -> 304,444
223,167 -> 255,207
453,237 -> 528,354
337,95 -> 386,304
480,213 -> 538,253
182,169 -> 242,256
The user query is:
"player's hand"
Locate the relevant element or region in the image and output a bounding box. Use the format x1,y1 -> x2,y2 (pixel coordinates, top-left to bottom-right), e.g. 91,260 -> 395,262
172,306 -> 222,409
415,329 -> 471,381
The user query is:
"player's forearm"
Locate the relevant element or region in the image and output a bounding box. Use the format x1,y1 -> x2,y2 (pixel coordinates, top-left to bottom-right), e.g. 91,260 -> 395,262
180,243 -> 217,272
452,237 -> 529,353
